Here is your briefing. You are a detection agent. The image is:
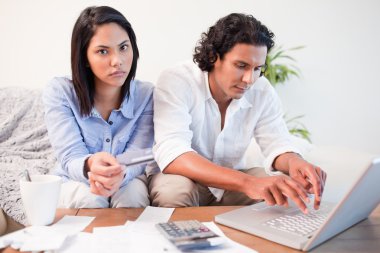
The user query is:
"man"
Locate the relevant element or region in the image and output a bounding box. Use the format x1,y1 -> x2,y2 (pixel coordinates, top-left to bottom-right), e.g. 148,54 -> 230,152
149,13 -> 326,213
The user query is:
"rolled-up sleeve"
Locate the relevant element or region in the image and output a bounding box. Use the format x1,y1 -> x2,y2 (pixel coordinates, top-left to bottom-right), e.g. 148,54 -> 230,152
254,86 -> 300,175
42,79 -> 90,184
153,71 -> 196,171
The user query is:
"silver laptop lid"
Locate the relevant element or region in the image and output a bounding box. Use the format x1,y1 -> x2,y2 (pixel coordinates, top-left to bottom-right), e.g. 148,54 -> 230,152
305,158 -> 380,250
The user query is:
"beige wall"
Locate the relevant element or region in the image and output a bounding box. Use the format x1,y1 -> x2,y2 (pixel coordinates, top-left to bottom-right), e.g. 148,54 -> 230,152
0,0 -> 379,154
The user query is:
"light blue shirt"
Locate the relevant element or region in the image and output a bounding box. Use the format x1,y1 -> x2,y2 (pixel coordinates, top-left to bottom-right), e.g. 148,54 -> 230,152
42,76 -> 154,187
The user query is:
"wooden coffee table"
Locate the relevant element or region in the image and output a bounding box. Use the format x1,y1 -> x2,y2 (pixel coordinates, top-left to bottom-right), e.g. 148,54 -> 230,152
3,205 -> 380,253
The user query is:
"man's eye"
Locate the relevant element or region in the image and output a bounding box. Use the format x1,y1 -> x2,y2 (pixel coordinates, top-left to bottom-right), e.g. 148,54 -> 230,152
97,49 -> 108,55
237,64 -> 246,69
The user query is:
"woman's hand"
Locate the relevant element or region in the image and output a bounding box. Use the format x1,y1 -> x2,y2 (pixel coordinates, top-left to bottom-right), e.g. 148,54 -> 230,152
85,152 -> 124,197
244,174 -> 310,214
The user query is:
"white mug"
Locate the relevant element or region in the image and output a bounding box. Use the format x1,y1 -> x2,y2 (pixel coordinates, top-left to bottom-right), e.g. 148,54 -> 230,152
19,174 -> 61,226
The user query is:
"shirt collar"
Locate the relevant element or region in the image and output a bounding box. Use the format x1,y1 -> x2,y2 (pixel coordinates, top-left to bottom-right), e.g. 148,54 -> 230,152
83,80 -> 136,120
204,71 -> 252,109
204,72 -> 213,101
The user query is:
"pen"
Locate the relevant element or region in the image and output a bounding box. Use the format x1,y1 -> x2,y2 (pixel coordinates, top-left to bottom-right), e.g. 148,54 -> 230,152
23,169 -> 32,182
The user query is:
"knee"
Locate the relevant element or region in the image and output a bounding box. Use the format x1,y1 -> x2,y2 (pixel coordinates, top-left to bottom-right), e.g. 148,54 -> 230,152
76,194 -> 109,209
0,209 -> 7,236
111,176 -> 150,208
149,173 -> 198,207
59,181 -> 109,208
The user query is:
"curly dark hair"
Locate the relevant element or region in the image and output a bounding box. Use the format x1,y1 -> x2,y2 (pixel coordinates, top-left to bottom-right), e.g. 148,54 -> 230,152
193,13 -> 275,72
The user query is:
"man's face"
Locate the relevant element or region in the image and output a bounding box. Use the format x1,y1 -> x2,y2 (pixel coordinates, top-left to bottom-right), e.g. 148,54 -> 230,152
208,43 -> 267,102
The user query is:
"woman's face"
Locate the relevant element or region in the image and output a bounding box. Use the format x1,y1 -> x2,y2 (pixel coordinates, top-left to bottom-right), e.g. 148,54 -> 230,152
86,22 -> 133,89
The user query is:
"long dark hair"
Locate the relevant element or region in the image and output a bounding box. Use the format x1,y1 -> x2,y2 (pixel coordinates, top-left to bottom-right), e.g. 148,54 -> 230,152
193,13 -> 274,72
71,6 -> 139,116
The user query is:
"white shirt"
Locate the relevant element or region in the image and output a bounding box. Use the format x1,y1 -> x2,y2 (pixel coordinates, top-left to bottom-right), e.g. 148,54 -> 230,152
153,61 -> 299,200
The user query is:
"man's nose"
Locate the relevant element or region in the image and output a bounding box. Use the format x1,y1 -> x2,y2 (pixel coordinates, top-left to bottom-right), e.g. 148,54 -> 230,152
242,70 -> 254,84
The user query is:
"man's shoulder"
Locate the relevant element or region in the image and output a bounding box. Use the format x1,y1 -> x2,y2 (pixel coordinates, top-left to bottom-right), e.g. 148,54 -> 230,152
158,61 -> 204,87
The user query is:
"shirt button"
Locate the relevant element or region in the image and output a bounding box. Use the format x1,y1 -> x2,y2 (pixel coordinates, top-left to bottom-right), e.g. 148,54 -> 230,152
108,121 -> 113,125
106,138 -> 110,143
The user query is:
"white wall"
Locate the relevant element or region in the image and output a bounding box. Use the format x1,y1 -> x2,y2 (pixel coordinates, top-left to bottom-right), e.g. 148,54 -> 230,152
1,0 -> 379,154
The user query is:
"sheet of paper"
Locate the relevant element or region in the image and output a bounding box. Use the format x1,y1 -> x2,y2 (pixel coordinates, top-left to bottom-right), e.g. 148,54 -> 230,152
20,226 -> 67,252
134,206 -> 174,223
117,221 -> 179,253
91,224 -> 174,253
197,222 -> 258,253
52,215 -> 95,235
20,215 -> 95,251
58,232 -> 93,253
0,215 -> 95,252
0,229 -> 28,249
65,220 -> 257,253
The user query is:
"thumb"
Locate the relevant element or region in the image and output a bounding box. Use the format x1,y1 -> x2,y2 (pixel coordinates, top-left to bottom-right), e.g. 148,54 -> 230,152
99,152 -> 119,166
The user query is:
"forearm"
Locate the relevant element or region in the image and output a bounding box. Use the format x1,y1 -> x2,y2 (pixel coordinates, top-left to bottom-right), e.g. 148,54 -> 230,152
164,152 -> 250,192
272,152 -> 303,174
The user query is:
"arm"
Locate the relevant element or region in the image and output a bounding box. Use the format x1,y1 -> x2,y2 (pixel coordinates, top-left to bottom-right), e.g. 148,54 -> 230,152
254,81 -> 326,209
43,79 -> 122,196
42,79 -> 94,184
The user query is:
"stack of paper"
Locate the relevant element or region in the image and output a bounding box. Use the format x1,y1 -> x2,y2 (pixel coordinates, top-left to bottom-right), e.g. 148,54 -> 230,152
0,216 -> 94,251
0,207 -> 258,253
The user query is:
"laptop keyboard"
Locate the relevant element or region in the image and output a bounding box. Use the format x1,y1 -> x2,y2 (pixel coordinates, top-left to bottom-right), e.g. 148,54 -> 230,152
263,209 -> 329,237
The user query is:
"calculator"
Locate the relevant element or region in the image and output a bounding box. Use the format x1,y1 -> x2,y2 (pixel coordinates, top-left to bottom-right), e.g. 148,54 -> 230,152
156,220 -> 225,251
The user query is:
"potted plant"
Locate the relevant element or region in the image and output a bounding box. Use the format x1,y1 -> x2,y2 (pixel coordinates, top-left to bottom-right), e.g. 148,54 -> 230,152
264,46 -> 311,142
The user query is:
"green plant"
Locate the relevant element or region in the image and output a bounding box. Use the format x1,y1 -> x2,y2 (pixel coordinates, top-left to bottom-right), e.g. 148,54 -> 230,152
285,115 -> 311,143
264,45 -> 311,142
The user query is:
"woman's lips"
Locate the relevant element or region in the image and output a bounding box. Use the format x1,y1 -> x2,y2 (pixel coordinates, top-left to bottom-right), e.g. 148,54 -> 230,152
109,71 -> 126,77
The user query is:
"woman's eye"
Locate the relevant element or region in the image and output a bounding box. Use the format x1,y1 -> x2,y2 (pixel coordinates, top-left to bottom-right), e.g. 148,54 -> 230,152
97,49 -> 108,55
120,44 -> 128,51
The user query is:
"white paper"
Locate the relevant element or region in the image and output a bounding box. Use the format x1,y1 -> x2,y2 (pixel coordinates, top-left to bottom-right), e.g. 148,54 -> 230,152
0,229 -> 27,249
53,220 -> 257,253
0,215 -> 95,252
52,215 -> 95,235
134,206 -> 174,223
20,215 -> 95,251
58,232 -> 93,253
197,222 -> 258,253
20,226 -> 67,251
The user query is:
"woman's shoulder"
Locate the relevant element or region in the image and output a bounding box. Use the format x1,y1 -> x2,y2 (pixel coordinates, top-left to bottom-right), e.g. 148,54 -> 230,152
132,79 -> 154,97
43,76 -> 77,104
45,76 -> 74,94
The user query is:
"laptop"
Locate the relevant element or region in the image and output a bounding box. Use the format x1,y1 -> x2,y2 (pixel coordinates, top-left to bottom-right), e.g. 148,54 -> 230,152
215,157 -> 380,251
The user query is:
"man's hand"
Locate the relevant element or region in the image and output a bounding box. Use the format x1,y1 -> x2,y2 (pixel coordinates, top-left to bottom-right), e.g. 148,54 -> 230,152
86,152 -> 124,197
244,175 -> 310,214
288,156 -> 327,210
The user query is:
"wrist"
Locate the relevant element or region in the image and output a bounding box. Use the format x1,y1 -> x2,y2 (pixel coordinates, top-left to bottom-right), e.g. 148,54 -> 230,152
240,173 -> 257,194
273,152 -> 303,173
83,155 -> 93,179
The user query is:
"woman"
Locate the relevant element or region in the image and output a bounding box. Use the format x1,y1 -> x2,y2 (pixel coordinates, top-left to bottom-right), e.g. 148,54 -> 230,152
43,6 -> 153,208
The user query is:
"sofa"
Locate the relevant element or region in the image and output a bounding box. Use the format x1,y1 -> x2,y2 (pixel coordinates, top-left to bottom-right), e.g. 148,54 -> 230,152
0,87 -> 56,235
